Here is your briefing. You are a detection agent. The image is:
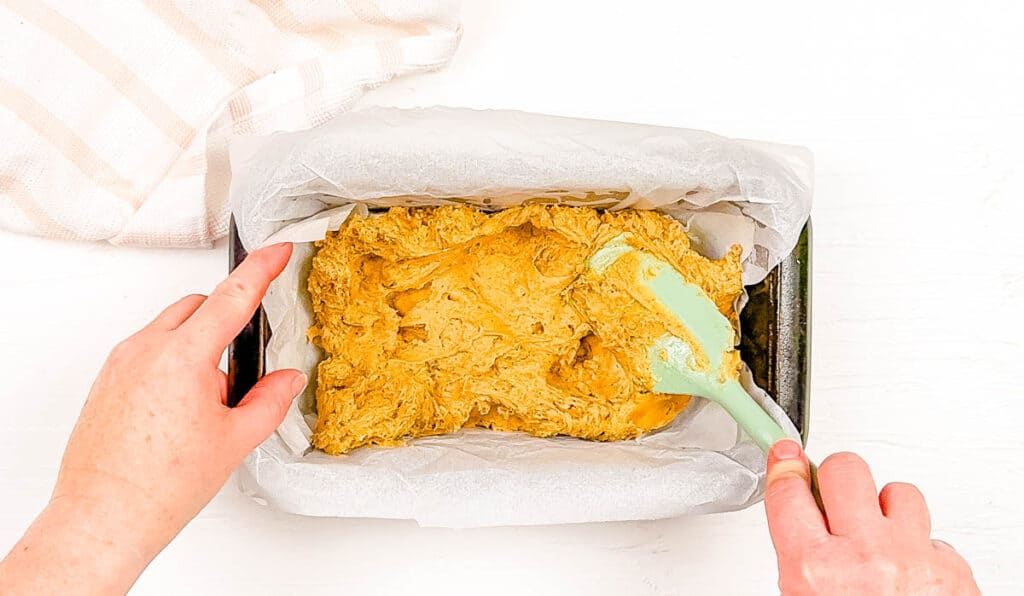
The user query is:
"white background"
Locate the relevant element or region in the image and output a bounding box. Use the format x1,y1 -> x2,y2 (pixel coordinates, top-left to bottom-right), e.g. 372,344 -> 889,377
2,1 -> 1023,594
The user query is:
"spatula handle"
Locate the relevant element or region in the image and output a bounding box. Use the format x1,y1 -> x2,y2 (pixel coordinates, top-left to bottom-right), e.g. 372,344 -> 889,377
719,382 -> 825,513
718,381 -> 790,453
808,460 -> 826,514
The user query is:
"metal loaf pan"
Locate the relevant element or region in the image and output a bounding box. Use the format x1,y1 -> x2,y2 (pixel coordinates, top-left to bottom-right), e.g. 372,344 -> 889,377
227,219 -> 812,443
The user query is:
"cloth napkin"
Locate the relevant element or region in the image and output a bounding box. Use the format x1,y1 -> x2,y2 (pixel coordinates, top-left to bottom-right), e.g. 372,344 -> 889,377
0,0 -> 460,247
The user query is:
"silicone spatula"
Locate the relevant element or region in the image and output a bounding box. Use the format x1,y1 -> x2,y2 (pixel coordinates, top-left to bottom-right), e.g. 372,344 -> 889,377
588,233 -> 822,507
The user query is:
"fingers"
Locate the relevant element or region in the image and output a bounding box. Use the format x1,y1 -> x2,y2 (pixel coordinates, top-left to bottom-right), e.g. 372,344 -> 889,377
932,540 -> 981,595
818,452 -> 883,536
217,370 -> 229,406
880,482 -> 931,538
147,294 -> 207,330
229,369 -> 306,454
932,539 -> 958,554
765,439 -> 829,554
181,243 -> 292,360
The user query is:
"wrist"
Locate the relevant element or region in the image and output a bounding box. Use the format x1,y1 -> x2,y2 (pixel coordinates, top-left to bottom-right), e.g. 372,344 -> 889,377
49,493 -> 157,557
51,495 -> 157,592
50,465 -> 195,562
0,496 -> 155,596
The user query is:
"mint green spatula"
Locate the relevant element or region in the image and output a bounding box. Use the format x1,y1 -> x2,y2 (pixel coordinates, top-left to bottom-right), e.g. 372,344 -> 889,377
589,233 -> 822,507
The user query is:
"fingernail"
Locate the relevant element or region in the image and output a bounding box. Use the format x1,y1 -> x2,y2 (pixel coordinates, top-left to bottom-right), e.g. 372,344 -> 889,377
771,438 -> 804,461
766,439 -> 809,485
290,373 -> 308,398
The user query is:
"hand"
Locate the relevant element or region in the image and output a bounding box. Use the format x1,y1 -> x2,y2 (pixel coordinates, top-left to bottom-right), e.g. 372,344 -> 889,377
0,243 -> 303,595
765,439 -> 980,595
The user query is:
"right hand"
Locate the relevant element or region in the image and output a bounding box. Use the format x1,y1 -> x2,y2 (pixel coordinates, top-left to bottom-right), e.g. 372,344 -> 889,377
764,439 -> 981,595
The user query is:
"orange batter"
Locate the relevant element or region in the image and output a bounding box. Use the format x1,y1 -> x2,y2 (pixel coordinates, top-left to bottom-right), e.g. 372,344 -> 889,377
307,205 -> 744,455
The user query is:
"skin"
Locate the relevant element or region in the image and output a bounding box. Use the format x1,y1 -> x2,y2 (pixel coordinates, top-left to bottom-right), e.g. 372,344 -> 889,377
765,439 -> 981,595
0,243 -> 303,595
0,241 -> 980,594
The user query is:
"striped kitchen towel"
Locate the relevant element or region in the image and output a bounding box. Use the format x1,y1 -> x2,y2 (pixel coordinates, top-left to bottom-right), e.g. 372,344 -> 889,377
0,1 -> 461,247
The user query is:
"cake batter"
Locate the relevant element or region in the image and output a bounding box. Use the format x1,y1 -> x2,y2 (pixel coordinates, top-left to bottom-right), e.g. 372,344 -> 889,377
307,205 -> 744,455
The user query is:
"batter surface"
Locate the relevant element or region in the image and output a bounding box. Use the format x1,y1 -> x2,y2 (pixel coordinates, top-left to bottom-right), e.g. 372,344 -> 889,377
308,205 -> 744,455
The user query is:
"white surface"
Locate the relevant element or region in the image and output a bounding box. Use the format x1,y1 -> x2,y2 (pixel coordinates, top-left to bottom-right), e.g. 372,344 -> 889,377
2,1 -> 1022,594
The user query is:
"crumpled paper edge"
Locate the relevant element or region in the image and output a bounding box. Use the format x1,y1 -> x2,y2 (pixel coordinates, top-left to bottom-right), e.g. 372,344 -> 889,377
228,107 -> 811,527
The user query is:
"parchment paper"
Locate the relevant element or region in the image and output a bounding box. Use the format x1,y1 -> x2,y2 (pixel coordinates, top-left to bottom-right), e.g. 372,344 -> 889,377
228,107 -> 813,527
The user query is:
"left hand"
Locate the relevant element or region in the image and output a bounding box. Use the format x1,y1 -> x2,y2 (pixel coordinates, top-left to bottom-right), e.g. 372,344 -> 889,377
0,242 -> 304,595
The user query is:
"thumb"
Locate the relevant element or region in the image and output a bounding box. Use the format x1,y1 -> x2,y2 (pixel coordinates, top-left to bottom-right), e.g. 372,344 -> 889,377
765,439 -> 828,553
230,369 -> 307,453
